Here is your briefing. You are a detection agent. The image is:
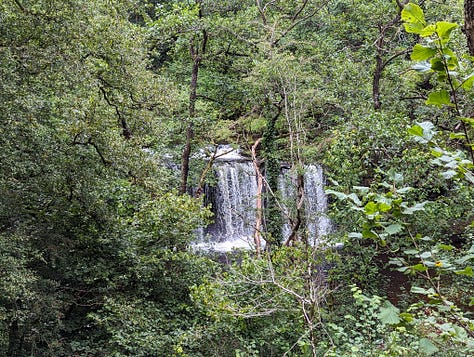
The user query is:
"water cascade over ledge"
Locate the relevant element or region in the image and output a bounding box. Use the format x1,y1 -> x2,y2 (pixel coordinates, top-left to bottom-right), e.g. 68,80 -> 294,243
194,146 -> 331,251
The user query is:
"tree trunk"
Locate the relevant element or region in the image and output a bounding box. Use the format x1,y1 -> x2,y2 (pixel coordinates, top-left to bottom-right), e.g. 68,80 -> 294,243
262,103 -> 283,248
373,23 -> 384,110
285,172 -> 304,246
372,1 -> 407,110
7,319 -> 20,357
252,138 -> 263,255
180,0 -> 207,195
465,0 -> 474,55
180,56 -> 199,194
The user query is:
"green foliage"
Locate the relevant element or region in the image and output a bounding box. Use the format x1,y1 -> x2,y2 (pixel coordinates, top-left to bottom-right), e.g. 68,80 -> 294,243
323,6 -> 474,355
1,0 -> 474,355
190,247 -> 334,356
0,0 -> 211,355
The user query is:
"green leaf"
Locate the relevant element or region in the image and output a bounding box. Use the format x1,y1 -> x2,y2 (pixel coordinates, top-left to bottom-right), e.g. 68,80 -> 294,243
426,90 -> 452,107
419,338 -> 439,355
326,189 -> 347,200
436,21 -> 457,40
438,244 -> 454,251
402,201 -> 429,214
442,48 -> 459,70
408,121 -> 436,143
364,201 -> 378,215
413,61 -> 432,72
400,312 -> 413,322
419,251 -> 432,259
401,3 -> 426,34
411,286 -> 434,295
378,202 -> 392,212
455,266 -> 473,277
384,223 -> 403,235
461,117 -> 474,127
461,73 -> 474,90
420,24 -> 436,37
412,263 -> 428,272
362,229 -> 378,239
430,57 -> 445,72
378,301 -> 400,325
348,232 -> 362,239
441,170 -> 457,179
449,132 -> 466,140
411,44 -> 436,61
408,124 -> 424,137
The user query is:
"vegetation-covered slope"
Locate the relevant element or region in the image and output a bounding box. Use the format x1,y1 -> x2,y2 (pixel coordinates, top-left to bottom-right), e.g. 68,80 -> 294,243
0,0 -> 473,355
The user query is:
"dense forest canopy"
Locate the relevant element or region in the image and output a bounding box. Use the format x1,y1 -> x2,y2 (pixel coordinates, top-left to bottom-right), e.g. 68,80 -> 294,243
0,0 -> 473,355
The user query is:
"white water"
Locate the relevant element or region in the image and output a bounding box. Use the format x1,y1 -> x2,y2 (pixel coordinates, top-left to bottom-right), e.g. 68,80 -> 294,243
279,165 -> 331,245
195,146 -> 331,252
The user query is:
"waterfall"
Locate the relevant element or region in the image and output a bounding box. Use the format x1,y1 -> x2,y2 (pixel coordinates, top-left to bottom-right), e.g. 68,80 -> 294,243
195,146 -> 258,251
195,146 -> 331,251
278,165 -> 331,245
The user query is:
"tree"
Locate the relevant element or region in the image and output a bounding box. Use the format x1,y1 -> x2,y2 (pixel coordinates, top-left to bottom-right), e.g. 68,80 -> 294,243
0,0 -> 209,354
465,0 -> 474,55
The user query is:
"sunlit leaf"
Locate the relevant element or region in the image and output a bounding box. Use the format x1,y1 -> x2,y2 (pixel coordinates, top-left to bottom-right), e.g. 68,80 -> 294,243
411,44 -> 436,61
436,21 -> 457,40
400,312 -> 413,322
364,201 -> 378,215
420,24 -> 436,37
449,132 -> 466,140
438,244 -> 454,251
408,124 -> 424,137
401,3 -> 426,34
461,117 -> 474,127
378,202 -> 392,212
461,73 -> 474,90
426,90 -> 452,107
455,266 -> 473,277
412,263 -> 428,272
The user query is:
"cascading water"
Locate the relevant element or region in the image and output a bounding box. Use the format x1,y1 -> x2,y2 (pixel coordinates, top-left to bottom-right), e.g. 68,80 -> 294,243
195,146 -> 258,251
195,146 -> 331,251
279,165 -> 331,245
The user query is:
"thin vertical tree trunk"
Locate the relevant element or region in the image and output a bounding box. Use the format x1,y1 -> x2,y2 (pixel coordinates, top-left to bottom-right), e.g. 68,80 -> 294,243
465,0 -> 474,55
252,138 -> 263,255
7,318 -> 21,357
373,23 -> 385,110
285,172 -> 304,246
180,56 -> 200,194
180,0 -> 207,195
372,1 -> 407,110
